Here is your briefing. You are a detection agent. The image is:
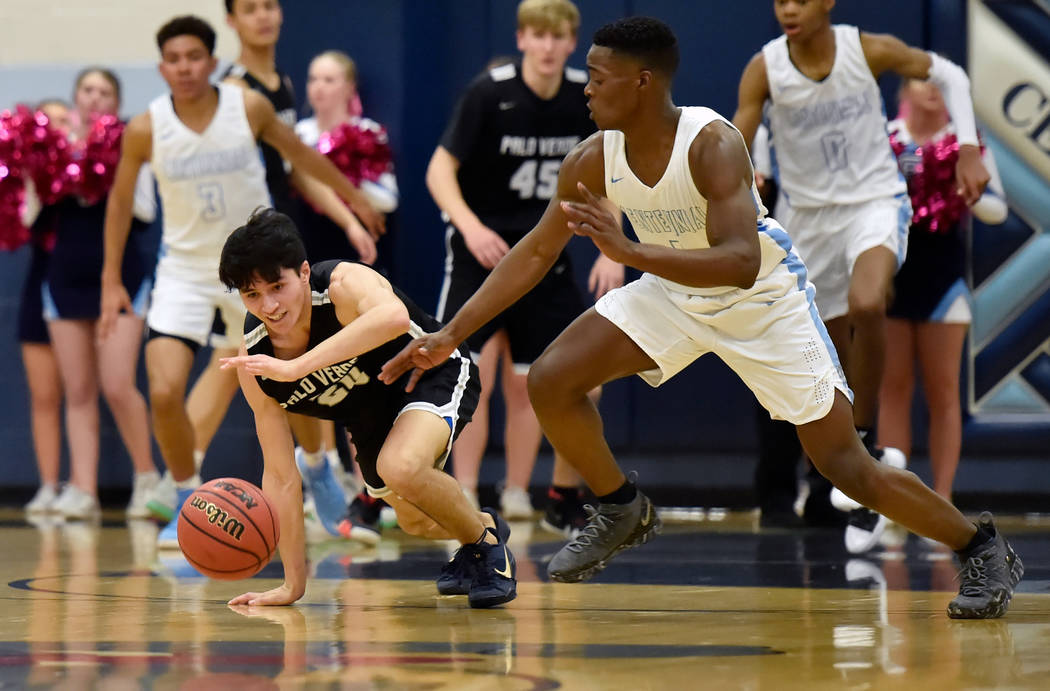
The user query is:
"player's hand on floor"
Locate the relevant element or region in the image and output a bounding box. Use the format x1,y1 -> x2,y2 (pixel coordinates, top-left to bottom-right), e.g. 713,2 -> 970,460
588,253 -> 625,299
220,353 -> 303,381
562,182 -> 633,264
228,583 -> 303,607
379,331 -> 458,392
463,226 -> 510,269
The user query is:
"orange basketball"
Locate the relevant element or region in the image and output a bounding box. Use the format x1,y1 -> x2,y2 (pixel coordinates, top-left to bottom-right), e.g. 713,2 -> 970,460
177,478 -> 280,580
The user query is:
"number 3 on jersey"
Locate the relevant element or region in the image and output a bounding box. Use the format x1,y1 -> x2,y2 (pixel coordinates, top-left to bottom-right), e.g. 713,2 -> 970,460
197,182 -> 227,221
510,160 -> 560,200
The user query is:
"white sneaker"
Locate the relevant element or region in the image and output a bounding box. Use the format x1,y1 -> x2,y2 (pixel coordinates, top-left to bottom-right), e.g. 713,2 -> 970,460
25,484 -> 59,514
145,471 -> 178,522
500,486 -> 534,520
126,471 -> 160,518
831,447 -> 907,512
52,484 -> 100,520
845,508 -> 888,554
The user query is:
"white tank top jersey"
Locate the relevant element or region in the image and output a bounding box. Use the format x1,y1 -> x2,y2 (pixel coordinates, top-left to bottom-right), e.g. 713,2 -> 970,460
602,106 -> 791,297
149,82 -> 272,266
762,25 -> 906,208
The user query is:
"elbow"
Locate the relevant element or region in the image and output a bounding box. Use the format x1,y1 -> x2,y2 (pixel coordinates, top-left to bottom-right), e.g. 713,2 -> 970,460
732,249 -> 761,289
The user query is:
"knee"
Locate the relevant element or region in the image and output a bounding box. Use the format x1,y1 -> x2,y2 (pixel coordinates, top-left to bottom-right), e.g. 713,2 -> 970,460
848,290 -> 888,326
527,354 -> 579,411
375,456 -> 421,497
149,383 -> 183,414
100,375 -> 135,406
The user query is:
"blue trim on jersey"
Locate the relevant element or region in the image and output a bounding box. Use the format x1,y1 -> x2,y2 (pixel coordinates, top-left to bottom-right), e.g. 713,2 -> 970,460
758,220 -> 845,374
894,192 -> 910,266
929,277 -> 971,322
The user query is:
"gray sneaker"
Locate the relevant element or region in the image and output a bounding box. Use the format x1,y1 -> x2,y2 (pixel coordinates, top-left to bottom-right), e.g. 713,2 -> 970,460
948,512 -> 1024,619
547,491 -> 661,583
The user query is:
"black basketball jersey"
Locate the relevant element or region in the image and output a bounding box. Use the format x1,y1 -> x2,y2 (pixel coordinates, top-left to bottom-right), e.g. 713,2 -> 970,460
440,60 -> 595,238
245,261 -> 467,436
223,63 -> 298,214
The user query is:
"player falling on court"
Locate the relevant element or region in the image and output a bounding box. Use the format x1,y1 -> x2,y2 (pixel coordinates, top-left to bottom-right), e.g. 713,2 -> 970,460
381,17 -> 1023,619
219,209 -> 516,609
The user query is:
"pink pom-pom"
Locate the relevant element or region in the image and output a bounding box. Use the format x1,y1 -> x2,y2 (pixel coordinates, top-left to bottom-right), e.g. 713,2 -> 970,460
317,120 -> 392,186
76,115 -> 125,204
891,131 -> 980,235
0,173 -> 29,251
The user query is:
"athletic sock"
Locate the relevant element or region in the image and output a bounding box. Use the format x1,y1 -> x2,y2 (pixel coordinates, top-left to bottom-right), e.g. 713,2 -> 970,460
175,473 -> 200,490
301,448 -> 326,468
598,480 -> 637,505
549,485 -> 581,501
193,450 -> 205,470
956,524 -> 994,561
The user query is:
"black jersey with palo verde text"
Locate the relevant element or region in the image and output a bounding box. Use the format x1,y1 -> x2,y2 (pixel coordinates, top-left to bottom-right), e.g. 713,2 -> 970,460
244,260 -> 474,439
222,63 -> 298,215
440,60 -> 594,238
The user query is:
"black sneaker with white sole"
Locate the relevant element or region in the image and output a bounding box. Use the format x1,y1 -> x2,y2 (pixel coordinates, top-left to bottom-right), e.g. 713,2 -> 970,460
436,508 -> 510,596
844,507 -> 888,554
468,539 -> 517,608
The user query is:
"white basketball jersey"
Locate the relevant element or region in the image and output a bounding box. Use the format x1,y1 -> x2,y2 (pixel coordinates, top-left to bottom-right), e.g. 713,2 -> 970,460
762,25 -> 905,208
149,82 -> 271,267
603,106 -> 788,296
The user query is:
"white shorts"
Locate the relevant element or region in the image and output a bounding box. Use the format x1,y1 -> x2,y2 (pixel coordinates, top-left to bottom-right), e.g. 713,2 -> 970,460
784,193 -> 911,321
146,255 -> 245,349
596,265 -> 852,426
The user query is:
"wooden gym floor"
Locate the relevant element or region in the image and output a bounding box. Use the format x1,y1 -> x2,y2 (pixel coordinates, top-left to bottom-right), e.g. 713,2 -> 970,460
1,508 -> 1048,689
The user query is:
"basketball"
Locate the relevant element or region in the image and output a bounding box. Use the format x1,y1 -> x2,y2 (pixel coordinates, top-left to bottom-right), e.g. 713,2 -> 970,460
177,478 -> 280,580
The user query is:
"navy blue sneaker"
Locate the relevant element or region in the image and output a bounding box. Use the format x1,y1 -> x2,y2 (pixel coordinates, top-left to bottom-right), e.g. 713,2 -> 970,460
436,508 -> 511,596
468,540 -> 517,609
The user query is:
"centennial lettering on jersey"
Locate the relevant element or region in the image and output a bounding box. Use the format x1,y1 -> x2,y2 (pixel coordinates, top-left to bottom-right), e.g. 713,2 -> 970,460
782,92 -> 875,130
163,144 -> 261,181
621,205 -> 708,238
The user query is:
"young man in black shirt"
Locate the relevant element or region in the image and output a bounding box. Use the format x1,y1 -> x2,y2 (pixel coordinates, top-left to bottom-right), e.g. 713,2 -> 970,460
220,208 -> 514,609
426,0 -> 622,534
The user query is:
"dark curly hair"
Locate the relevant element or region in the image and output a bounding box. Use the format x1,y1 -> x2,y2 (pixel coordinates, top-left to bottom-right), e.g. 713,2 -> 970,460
156,15 -> 217,55
593,16 -> 679,78
219,208 -> 307,291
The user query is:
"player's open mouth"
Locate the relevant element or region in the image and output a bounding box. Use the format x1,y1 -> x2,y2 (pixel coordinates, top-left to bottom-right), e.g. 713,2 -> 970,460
265,310 -> 287,323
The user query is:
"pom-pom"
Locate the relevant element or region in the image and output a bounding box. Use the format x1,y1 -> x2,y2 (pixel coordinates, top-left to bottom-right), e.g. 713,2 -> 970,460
22,108 -> 74,206
0,108 -> 31,251
316,120 -> 393,186
76,115 -> 125,205
890,131 -> 979,234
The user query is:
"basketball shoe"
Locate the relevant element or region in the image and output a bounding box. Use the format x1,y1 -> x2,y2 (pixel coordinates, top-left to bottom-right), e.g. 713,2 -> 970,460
539,487 -> 589,539
127,470 -> 160,519
157,487 -> 194,550
467,535 -> 517,608
296,447 -> 348,536
437,508 -> 510,596
337,492 -> 383,545
948,513 -> 1024,619
145,471 -> 179,522
547,489 -> 661,583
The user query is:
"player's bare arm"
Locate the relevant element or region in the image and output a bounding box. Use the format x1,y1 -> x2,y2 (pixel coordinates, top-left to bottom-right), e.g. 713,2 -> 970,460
243,90 -> 385,236
228,353 -> 308,607
565,121 -> 760,289
861,32 -> 989,203
289,169 -> 377,262
98,112 -> 152,341
426,146 -> 510,269
221,262 -> 409,381
732,52 -> 771,149
378,134 -> 603,390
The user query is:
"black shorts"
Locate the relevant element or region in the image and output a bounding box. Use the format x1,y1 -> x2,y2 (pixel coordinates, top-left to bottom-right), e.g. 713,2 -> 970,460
889,224 -> 966,321
347,351 -> 480,497
436,225 -> 586,365
18,244 -> 50,345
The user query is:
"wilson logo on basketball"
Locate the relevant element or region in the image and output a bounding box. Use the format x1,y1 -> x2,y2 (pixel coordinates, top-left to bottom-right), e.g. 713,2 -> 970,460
212,480 -> 259,509
188,495 -> 246,540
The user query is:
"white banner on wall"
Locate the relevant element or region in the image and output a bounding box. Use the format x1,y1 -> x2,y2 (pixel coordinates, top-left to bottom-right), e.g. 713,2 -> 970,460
969,0 -> 1050,182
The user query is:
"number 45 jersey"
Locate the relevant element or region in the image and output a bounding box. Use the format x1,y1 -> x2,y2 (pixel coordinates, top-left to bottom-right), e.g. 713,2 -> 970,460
149,82 -> 271,270
440,60 -> 594,238
245,261 -> 478,439
762,25 -> 905,208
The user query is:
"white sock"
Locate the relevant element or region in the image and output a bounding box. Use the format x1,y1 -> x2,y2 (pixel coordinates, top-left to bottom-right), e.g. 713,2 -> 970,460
193,450 -> 205,470
175,474 -> 200,490
299,447 -> 326,468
